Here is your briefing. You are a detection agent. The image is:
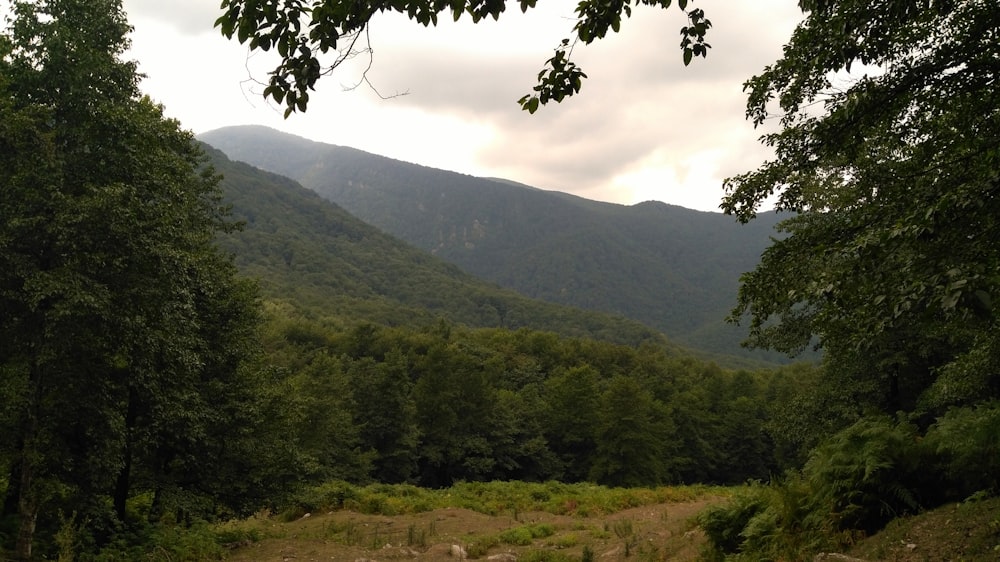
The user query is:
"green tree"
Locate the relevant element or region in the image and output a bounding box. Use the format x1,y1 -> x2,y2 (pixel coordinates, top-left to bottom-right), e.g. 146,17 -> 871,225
214,0 -> 713,116
724,1 -> 1000,412
287,353 -> 373,482
412,341 -> 499,486
589,375 -> 675,486
542,366 -> 600,481
347,350 -> 421,483
0,0 -> 261,556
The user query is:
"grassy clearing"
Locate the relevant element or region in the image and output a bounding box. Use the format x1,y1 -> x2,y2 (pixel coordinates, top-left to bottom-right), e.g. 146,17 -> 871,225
216,481 -> 726,561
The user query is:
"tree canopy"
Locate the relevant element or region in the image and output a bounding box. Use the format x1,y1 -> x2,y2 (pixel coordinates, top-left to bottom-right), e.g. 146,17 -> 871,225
1,0 -> 263,558
216,0 -> 1000,415
723,1 -> 1000,413
215,0 -> 713,116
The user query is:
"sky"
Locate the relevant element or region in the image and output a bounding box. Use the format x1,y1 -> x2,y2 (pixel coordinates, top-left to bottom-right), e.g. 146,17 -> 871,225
120,0 -> 804,213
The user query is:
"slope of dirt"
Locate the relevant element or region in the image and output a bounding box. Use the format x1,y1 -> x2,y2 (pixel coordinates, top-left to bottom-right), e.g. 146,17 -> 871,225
223,498 -> 719,561
842,497 -> 1000,562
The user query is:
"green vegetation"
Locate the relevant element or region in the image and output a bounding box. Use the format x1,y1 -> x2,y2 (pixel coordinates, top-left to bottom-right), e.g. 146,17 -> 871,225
699,406 -> 1000,560
199,125 -> 792,365
0,1 -> 268,559
206,144 -> 674,349
698,0 -> 1000,558
3,0 -> 998,560
284,480 -> 722,519
242,314 -> 806,491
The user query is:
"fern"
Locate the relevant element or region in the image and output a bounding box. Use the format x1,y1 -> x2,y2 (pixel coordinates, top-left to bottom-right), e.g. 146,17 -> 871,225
803,416 -> 927,533
925,401 -> 1000,496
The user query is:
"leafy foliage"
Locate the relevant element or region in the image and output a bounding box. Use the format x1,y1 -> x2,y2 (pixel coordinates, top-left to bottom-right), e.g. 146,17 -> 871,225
286,479 -> 719,518
0,1 -> 270,557
250,312 -> 805,491
724,0 -> 1000,411
214,0 -> 712,116
924,401 -> 1000,498
802,417 -> 929,534
699,409 -> 1000,560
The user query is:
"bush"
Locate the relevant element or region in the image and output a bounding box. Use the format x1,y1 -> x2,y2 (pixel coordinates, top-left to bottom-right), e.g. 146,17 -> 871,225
698,484 -> 770,556
925,401 -> 1000,498
803,416 -> 930,534
699,416 -> 938,560
298,480 -> 359,511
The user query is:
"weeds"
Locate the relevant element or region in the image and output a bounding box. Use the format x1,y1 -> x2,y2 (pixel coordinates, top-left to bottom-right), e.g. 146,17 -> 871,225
281,480 -> 720,519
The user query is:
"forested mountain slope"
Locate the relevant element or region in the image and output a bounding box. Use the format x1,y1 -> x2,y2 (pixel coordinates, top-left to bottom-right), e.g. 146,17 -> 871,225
205,145 -> 686,349
200,126 -> 791,362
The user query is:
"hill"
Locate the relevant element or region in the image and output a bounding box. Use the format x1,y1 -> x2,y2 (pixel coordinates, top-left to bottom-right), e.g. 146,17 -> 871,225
199,125 -> 793,363
205,144 -> 693,350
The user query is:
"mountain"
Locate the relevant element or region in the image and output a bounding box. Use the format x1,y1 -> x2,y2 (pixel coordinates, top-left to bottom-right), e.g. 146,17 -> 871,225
199,126 -> 793,363
204,144 -> 694,350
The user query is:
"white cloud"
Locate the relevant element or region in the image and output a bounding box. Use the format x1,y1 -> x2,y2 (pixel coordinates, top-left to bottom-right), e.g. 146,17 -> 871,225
124,0 -> 221,35
122,0 -> 804,212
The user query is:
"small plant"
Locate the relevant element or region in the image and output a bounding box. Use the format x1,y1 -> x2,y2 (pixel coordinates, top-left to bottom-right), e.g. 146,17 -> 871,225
54,511 -> 86,562
407,523 -> 428,547
466,534 -> 500,557
499,526 -> 534,545
612,518 -> 633,539
549,532 -> 578,548
335,519 -> 361,545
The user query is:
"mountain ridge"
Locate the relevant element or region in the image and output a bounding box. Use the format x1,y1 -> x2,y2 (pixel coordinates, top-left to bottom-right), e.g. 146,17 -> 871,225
205,144 -> 695,349
199,125 -> 794,363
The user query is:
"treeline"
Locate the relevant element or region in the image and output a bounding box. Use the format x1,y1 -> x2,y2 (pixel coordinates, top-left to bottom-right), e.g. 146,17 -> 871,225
1,299 -> 818,559
258,310 -> 816,491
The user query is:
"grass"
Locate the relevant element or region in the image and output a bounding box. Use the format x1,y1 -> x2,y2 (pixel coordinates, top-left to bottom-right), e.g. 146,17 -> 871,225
218,480 -> 724,561
114,481 -> 998,561
280,479 -> 726,519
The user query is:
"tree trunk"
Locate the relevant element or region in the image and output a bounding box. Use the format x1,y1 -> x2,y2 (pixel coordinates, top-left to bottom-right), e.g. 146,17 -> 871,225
888,368 -> 901,413
14,412 -> 39,562
113,386 -> 138,521
2,458 -> 21,517
15,482 -> 37,562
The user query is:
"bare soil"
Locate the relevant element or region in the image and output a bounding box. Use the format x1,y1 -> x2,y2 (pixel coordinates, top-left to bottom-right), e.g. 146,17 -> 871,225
844,497 -> 1000,562
223,498 -> 720,561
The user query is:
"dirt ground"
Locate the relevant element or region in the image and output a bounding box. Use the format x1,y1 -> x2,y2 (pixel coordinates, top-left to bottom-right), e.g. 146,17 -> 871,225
224,498 -> 719,561
844,497 -> 1000,562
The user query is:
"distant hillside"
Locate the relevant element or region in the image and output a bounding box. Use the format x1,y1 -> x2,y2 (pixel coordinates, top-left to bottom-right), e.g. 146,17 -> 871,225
200,126 -> 795,363
204,145 -> 693,351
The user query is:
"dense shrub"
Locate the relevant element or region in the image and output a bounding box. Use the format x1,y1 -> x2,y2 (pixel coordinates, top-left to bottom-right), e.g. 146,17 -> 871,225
700,416 -> 943,560
803,416 -> 930,534
698,484 -> 771,556
924,402 -> 1000,498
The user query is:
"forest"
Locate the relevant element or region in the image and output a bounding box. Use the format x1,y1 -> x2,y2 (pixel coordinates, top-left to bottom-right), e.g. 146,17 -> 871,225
198,124 -> 792,364
3,0 -> 999,560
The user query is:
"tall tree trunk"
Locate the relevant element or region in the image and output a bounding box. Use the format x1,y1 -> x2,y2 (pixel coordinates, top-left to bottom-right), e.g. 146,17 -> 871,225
2,455 -> 22,517
113,386 -> 138,521
15,408 -> 39,562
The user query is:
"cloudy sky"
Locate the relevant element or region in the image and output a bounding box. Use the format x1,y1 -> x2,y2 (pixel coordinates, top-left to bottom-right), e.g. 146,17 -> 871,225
121,0 -> 804,212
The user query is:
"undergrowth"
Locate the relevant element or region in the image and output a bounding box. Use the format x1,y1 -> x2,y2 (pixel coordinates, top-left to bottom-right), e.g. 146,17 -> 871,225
281,479 -> 723,520
698,405 -> 1000,561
